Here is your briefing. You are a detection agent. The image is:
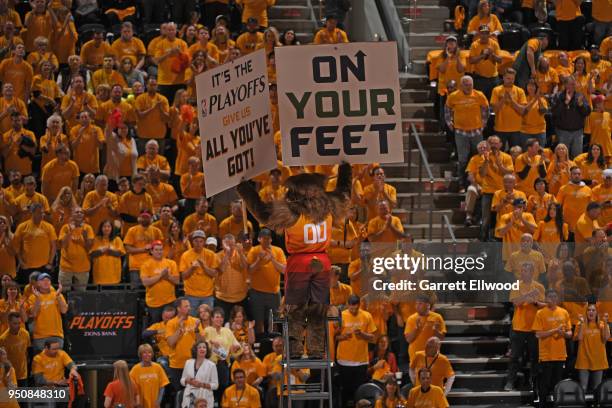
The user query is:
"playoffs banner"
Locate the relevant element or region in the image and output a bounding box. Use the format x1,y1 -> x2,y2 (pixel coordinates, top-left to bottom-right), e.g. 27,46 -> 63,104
66,291 -> 138,360
276,42 -> 404,166
196,49 -> 277,197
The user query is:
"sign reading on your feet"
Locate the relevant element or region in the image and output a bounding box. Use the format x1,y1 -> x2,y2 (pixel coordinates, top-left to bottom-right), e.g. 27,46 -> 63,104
276,42 -> 404,165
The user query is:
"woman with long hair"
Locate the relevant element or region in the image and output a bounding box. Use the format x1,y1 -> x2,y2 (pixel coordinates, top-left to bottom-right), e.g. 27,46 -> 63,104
182,24 -> 198,46
0,347 -> 18,408
577,144 -> 606,186
575,303 -> 609,391
546,143 -> 575,195
169,89 -> 190,140
467,0 -> 503,37
230,343 -> 265,387
521,79 -> 548,148
573,57 -> 593,96
0,281 -> 26,335
76,173 -> 95,206
374,377 -> 406,408
210,25 -> 235,64
534,203 -> 569,260
258,27 -> 282,55
368,335 -> 398,386
180,341 -> 218,408
39,114 -> 68,168
103,360 -> 139,408
186,51 -> 217,99
104,121 -> 138,189
281,29 -> 300,45
50,186 -> 78,233
0,217 -> 16,280
119,56 -> 145,90
198,304 -> 213,330
166,220 -> 190,264
175,119 -> 201,177
226,306 -> 255,345
90,220 -> 125,285
527,178 -> 555,223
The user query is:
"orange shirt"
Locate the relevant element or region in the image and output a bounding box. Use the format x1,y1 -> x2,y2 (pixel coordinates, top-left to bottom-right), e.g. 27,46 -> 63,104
145,182 -> 178,213
0,97 -> 27,134
404,312 -> 447,361
348,258 -> 363,297
60,91 -> 99,129
52,20 -> 78,64
237,0 -> 276,26
367,215 -> 404,243
58,223 -> 95,273
285,214 -> 331,254
153,37 -> 188,85
510,280 -> 545,331
556,183 -> 593,232
469,39 -> 501,77
586,111 -> 612,158
111,37 -> 146,63
187,41 -> 220,61
123,225 -> 163,269
218,215 -> 253,239
533,219 -> 569,259
0,59 -> 33,101
527,192 -> 555,222
180,172 -> 205,199
446,89 -> 489,131
175,131 -> 200,175
179,248 -> 220,297
555,0 -> 582,20
235,31 -> 265,55
532,306 -> 571,361
90,236 -> 125,284
491,189 -> 527,230
362,183 -> 397,221
39,131 -> 68,168
182,212 -> 218,237
40,159 -> 80,202
546,159 -> 575,195
2,127 -> 36,175
79,40 -> 114,68
0,328 -> 30,380
495,212 -> 537,260
69,124 -> 105,174
330,282 -> 353,306
13,219 -> 56,269
575,321 -> 609,370
336,309 -> 376,364
140,257 -> 179,307
592,184 -> 612,226
515,153 -> 545,197
491,84 -> 527,132
313,28 -> 348,44
165,316 -> 204,369
410,351 -> 454,388
536,69 -> 559,95
215,250 -> 249,303
406,385 -> 449,408
134,92 -> 169,139
246,245 -> 285,294
82,190 -> 119,232
26,288 -> 65,339
31,349 -> 72,382
129,361 -> 169,408
466,151 -> 514,194
23,11 -> 54,51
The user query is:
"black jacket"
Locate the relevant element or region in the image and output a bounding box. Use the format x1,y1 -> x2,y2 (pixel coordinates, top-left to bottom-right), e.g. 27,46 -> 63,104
551,91 -> 591,131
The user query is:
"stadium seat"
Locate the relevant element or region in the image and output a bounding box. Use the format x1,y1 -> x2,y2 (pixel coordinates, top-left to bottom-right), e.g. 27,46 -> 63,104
498,22 -> 528,52
77,23 -> 107,45
13,0 -> 31,22
553,379 -> 586,408
529,25 -> 557,49
596,379 -> 612,407
354,383 -> 384,404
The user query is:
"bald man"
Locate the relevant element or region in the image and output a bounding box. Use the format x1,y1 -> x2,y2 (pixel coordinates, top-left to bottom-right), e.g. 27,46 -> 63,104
409,336 -> 455,395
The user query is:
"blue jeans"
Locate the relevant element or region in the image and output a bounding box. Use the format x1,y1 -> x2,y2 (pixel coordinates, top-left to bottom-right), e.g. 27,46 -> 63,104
185,295 -> 215,315
455,131 -> 483,176
556,128 -> 583,159
498,131 -> 522,149
129,270 -> 142,290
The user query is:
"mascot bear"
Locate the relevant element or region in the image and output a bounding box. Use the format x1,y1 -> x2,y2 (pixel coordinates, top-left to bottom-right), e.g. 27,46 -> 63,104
237,162 -> 352,358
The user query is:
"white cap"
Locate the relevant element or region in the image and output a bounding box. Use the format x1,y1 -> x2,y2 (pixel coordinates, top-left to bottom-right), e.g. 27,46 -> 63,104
604,169 -> 612,179
206,237 -> 218,246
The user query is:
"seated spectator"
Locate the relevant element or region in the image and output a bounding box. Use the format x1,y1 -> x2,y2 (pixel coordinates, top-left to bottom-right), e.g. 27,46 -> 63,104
142,305 -> 176,368
313,14 -> 348,44
374,377 -> 406,408
26,273 -> 67,352
546,144 -> 574,196
90,219 -> 125,285
236,17 -> 265,55
31,338 -> 79,387
368,335 -> 398,386
281,29 -> 300,46
406,368 -> 449,408
211,26 -> 236,64
129,344 -> 170,408
505,262 -> 545,391
575,303 -> 609,392
103,360 -> 139,408
80,28 -> 113,72
180,340 -> 218,408
221,368 -> 261,408
0,312 -> 31,387
219,200 -> 253,240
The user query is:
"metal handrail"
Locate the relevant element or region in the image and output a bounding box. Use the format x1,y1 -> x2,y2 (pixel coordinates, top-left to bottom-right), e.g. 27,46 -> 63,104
409,123 -> 435,240
441,213 -> 457,244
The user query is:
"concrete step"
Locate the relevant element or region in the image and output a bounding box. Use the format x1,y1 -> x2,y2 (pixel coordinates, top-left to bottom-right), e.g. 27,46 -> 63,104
278,0 -> 309,5
396,5 -> 450,20
401,89 -> 434,103
399,72 -> 429,88
403,17 -> 446,32
394,0 -> 455,7
404,32 -> 449,47
401,102 -> 435,118
386,177 -> 459,194
453,372 -> 513,391
269,5 -> 311,20
397,191 -> 460,208
436,303 -> 506,321
448,355 -> 510,372
268,19 -> 317,33
401,223 -> 480,240
441,336 -> 510,358
410,59 -> 427,75
447,390 -> 533,406
411,45 -> 442,60
445,320 -> 510,336
402,118 -> 440,133
393,208 -> 453,224
381,161 -> 456,178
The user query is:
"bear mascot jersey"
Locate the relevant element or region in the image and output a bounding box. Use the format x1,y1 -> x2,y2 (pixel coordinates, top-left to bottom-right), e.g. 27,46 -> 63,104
237,163 -> 352,358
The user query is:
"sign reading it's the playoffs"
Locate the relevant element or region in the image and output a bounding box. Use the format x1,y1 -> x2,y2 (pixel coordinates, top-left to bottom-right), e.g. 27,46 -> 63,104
275,42 -> 404,165
196,49 -> 276,196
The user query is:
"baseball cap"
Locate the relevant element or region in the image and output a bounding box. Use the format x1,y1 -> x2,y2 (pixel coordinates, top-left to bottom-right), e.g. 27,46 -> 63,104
604,169 -> 612,179
206,237 -> 218,246
259,228 -> 272,237
445,35 -> 458,42
512,198 -> 527,206
191,230 -> 206,239
37,273 -> 52,281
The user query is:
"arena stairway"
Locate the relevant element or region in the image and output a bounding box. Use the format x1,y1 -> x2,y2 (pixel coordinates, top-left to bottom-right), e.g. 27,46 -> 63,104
269,0 -> 319,44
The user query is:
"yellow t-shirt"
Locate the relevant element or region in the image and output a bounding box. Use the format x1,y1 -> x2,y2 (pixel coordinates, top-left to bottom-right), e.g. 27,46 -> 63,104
182,212 -> 218,237
134,93 -> 170,139
111,37 -> 146,63
58,223 -> 95,273
313,28 -> 349,44
90,236 -> 125,284
2,128 -> 36,175
0,97 -> 27,134
118,191 -> 154,233
123,225 -> 163,269
79,39 -> 114,68
230,357 -> 266,385
146,321 -> 171,357
129,362 -> 169,408
362,184 -> 397,221
491,84 -> 527,132
41,159 -> 80,202
235,31 -> 264,54
336,309 -> 377,365
153,37 -> 188,85
330,282 -> 353,306
409,351 -> 454,388
215,251 -> 248,303
31,349 -> 72,382
404,312 -> 447,361
509,280 -> 545,332
575,321 -> 609,370
0,328 -> 30,380
522,96 -> 548,135
221,384 -> 261,408
26,289 -> 65,339
219,215 -> 253,240
60,91 -> 98,129
179,248 -> 220,297
592,184 -> 612,226
13,219 -> 56,269
491,189 -> 527,230
446,89 -> 489,131
469,39 -> 501,77
556,183 -> 593,232
187,41 -> 220,61
140,257 -> 179,308
179,172 -> 205,199
505,249 -> 546,278
237,0 -> 275,26
532,306 -> 571,361
586,111 -> 612,158
367,215 -> 404,243
495,212 -> 537,260
555,0 -> 581,20
406,385 -> 449,408
514,153 -> 544,197
165,316 -> 204,369
82,190 -> 119,232
145,182 -> 178,213
0,59 -> 33,101
246,245 -> 285,294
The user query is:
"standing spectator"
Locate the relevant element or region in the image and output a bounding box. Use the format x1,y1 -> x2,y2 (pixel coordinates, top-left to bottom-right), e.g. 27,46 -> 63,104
513,35 -> 549,89
445,75 -> 490,178
550,76 -> 591,159
26,274 -> 68,352
410,337 -> 455,394
515,139 -> 547,197
527,178 -> 555,222
467,0 -> 503,37
237,0 -> 276,29
592,0 -> 612,45
236,18 -> 265,55
246,228 -> 285,334
330,265 -> 353,307
142,306 -> 176,370
367,200 -> 404,243
532,289 -> 572,405
141,241 -> 180,324
145,166 -> 178,213
134,77 -> 170,153
90,220 -> 125,285
436,36 -> 466,125
556,167 -> 593,236
505,262 -> 545,390
495,198 -> 537,261
0,84 -> 27,135
576,144 -> 606,187
492,173 -> 527,235
553,0 -> 584,50
60,75 -> 98,130
83,175 -> 118,232
468,25 -> 501,99
179,230 -> 220,311
491,68 -> 527,149
313,14 -> 349,44
13,203 -> 56,282
152,22 -> 188,104
137,142 -> 171,181
587,96 -> 611,159
40,114 -> 68,168
14,177 -> 50,225
124,211 -> 164,289
183,198 -> 218,237
362,167 -> 397,221
336,295 -> 376,407
2,112 -> 36,177
406,368 -> 449,408
219,200 -> 253,239
180,341 -> 218,408
111,22 -> 146,71
575,303 -> 609,392
592,169 -> 612,226
103,360 -> 139,408
404,294 -> 447,362
575,202 -> 602,245
215,234 -> 249,319
129,344 -> 170,408
521,79 -> 548,148
96,84 -> 136,128
40,144 -> 79,202
0,44 -> 33,102
31,339 -> 79,387
0,217 -> 16,279
0,312 -> 31,387
221,368 -> 261,408
166,298 -> 204,392
119,175 -> 154,233
80,29 -> 113,71
58,207 -> 94,292
547,144 -> 574,196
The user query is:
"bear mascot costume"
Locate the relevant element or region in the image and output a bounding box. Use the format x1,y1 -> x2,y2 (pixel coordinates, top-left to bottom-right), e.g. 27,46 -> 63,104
237,162 -> 352,358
